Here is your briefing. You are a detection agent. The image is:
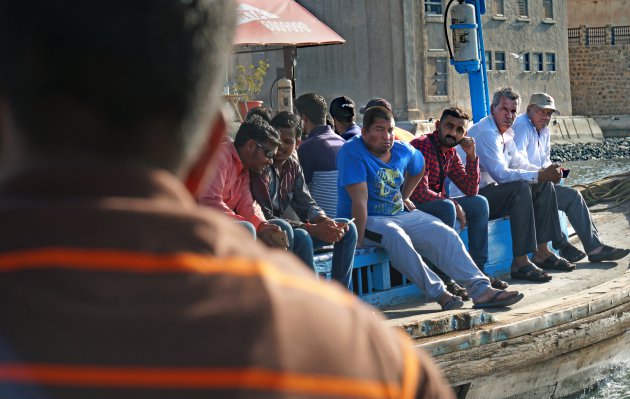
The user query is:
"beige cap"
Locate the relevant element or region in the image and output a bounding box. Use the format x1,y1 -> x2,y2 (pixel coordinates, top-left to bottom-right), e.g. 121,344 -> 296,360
529,92 -> 559,114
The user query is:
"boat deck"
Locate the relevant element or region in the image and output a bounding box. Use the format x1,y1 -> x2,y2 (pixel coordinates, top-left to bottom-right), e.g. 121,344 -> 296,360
379,176 -> 630,398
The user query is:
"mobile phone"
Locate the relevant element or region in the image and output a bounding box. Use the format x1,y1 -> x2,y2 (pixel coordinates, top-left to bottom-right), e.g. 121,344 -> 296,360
561,168 -> 570,178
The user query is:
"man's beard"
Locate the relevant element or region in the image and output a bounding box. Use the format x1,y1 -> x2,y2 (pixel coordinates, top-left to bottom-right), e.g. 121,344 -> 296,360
438,133 -> 459,148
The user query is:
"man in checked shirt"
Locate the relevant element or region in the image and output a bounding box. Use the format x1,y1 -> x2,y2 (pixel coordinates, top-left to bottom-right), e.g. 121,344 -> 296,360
410,107 -> 509,292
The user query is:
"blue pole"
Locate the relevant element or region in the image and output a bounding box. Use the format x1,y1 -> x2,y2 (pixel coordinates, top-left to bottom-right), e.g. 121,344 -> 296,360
450,0 -> 490,122
466,0 -> 489,122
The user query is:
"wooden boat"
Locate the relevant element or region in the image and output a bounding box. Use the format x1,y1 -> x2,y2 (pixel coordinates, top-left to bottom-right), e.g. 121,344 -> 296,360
382,173 -> 630,398
317,173 -> 630,398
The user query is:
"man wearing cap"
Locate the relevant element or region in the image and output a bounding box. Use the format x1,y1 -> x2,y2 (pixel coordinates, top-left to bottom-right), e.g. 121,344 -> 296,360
359,97 -> 416,142
329,96 -> 361,140
461,86 -> 574,283
513,93 -> 629,263
295,93 -> 346,218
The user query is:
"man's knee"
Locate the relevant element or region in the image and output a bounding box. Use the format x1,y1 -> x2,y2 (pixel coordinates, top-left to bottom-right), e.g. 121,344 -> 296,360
466,195 -> 489,218
334,218 -> 358,243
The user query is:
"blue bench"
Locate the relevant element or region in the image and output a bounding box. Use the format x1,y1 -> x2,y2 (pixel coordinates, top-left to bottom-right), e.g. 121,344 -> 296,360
314,211 -> 569,307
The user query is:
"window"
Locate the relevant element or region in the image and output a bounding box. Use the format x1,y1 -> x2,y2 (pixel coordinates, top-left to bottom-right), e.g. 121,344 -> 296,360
546,53 -> 556,72
495,51 -> 506,70
485,51 -> 493,70
522,52 -> 530,72
542,0 -> 553,20
493,0 -> 505,16
533,52 -> 543,71
425,0 -> 442,15
430,57 -> 448,95
517,0 -> 529,18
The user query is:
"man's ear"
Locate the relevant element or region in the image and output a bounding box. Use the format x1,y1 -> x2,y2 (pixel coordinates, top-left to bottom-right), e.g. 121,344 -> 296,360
184,112 -> 227,196
434,119 -> 441,131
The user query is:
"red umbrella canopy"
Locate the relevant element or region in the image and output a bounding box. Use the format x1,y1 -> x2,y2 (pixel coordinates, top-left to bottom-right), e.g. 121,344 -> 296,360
234,0 -> 345,47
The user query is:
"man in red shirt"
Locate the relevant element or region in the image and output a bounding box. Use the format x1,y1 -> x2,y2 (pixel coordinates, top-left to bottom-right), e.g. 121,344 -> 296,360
410,107 -> 508,290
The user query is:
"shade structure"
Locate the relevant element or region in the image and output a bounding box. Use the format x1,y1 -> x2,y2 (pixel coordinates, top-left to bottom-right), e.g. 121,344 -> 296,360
234,0 -> 345,47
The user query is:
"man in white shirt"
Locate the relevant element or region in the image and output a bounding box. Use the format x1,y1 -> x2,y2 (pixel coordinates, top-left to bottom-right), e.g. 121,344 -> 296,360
513,93 -> 629,263
466,87 -> 573,283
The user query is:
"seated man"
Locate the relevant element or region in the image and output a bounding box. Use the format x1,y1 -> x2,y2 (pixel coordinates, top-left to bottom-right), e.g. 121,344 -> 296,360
0,1 -> 456,397
513,93 -> 629,263
199,117 -> 289,248
329,96 -> 361,140
359,98 -> 416,142
410,107 -> 508,291
295,93 -> 346,217
250,111 -> 358,288
338,106 -> 524,310
463,86 -> 573,282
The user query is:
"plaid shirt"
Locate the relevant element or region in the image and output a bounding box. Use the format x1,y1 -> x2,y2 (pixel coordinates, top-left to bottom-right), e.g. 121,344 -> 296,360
409,131 -> 480,204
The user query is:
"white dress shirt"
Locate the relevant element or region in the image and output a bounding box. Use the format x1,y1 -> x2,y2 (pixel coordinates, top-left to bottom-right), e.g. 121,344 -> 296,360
459,115 -> 539,189
512,113 -> 552,169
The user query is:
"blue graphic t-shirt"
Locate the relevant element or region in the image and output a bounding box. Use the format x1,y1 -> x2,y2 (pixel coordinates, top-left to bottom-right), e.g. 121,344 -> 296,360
337,137 -> 425,218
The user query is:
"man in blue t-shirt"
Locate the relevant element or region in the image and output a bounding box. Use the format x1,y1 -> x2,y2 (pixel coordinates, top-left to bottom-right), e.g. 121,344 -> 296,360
337,106 -> 524,310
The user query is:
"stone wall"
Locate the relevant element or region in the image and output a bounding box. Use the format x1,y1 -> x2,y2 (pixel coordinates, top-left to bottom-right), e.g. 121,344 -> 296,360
569,43 -> 630,115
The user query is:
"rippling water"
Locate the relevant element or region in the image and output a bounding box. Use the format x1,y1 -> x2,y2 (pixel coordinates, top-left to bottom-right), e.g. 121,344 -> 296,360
564,363 -> 630,399
561,158 -> 630,186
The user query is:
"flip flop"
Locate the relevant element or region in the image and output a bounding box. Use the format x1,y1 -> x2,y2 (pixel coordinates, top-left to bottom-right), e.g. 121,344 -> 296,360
588,245 -> 630,263
446,281 -> 470,301
558,243 -> 586,263
473,291 -> 524,309
440,296 -> 465,311
488,276 -> 509,290
534,255 -> 575,271
511,263 -> 552,282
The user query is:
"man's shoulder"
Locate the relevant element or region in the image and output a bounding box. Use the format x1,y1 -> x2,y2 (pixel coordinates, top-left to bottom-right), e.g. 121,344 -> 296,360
409,134 -> 432,152
512,114 -> 529,133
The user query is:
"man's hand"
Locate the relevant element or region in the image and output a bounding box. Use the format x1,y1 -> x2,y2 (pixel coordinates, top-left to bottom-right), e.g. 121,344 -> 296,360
538,163 -> 562,183
257,222 -> 289,249
308,217 -> 345,244
403,198 -> 416,211
459,137 -> 476,159
454,201 -> 467,229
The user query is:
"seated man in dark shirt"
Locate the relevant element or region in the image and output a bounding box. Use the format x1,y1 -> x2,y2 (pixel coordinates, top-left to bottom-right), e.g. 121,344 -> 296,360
250,112 -> 357,288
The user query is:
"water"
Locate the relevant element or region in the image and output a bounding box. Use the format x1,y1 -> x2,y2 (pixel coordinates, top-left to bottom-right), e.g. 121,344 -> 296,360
560,158 -> 630,186
564,363 -> 630,399
556,158 -> 630,399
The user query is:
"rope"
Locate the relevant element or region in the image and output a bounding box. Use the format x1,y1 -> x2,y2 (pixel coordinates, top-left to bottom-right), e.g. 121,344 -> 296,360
572,172 -> 630,212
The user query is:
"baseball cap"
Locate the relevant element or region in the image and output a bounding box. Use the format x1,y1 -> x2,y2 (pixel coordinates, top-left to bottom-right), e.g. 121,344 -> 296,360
529,93 -> 559,114
329,96 -> 356,119
359,97 -> 392,114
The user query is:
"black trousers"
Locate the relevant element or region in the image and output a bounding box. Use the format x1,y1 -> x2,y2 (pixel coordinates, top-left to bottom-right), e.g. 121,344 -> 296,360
479,180 -> 563,257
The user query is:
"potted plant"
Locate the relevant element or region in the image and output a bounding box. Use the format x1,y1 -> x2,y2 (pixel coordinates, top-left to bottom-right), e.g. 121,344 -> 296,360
232,60 -> 269,118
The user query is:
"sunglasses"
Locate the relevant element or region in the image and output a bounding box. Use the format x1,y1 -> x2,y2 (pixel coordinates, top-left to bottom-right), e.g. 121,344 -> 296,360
253,140 -> 276,159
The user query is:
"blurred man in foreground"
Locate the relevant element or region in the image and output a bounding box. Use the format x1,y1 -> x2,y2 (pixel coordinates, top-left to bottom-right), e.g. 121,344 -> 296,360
0,1 -> 455,398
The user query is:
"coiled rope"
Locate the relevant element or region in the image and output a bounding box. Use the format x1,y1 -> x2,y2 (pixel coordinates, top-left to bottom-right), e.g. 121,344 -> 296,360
573,172 -> 630,212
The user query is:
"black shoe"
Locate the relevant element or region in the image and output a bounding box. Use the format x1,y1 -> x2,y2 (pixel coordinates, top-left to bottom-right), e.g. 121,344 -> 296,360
558,243 -> 586,263
588,245 -> 630,262
445,281 -> 470,301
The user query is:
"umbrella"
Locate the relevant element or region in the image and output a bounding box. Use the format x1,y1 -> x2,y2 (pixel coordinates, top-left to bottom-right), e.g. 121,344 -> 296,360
234,0 -> 345,48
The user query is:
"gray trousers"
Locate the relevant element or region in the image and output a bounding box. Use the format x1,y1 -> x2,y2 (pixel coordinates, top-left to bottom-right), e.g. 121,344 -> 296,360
480,180 -> 564,257
553,184 -> 602,252
363,210 -> 490,301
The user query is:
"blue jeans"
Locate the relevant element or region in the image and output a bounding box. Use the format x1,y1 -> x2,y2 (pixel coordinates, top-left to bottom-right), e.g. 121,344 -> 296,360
236,221 -> 257,238
268,218 -> 357,288
413,195 -> 489,271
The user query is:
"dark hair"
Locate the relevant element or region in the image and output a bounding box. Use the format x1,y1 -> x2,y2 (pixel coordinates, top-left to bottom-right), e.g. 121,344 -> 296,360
234,116 -> 281,149
294,93 -> 327,126
271,111 -> 302,140
439,107 -> 470,122
245,107 -> 274,124
362,106 -> 393,130
0,1 -> 235,172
